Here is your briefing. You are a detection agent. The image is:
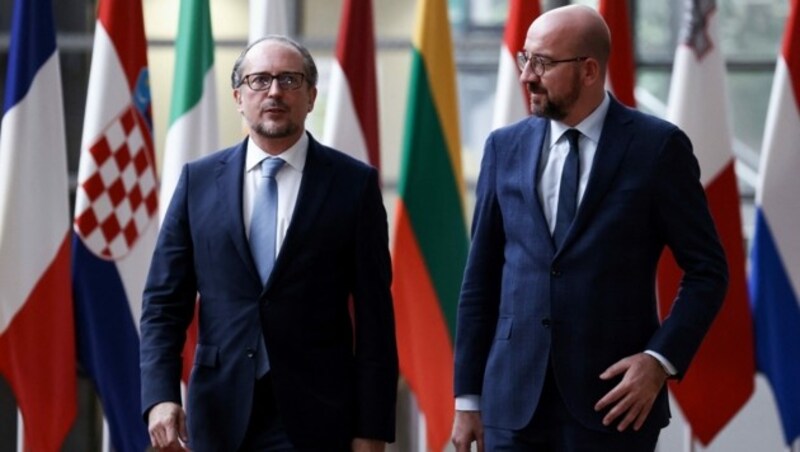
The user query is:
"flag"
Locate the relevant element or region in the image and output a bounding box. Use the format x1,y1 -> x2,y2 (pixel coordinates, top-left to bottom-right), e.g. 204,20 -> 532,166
72,0 -> 156,449
392,0 -> 469,449
322,0 -> 380,168
161,0 -> 218,382
250,0 -> 289,42
598,0 -> 636,107
492,0 -> 540,128
749,0 -> 800,444
0,0 -> 77,449
661,0 -> 755,445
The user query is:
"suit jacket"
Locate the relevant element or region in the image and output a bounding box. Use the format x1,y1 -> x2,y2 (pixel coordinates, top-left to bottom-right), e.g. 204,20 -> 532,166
140,134 -> 398,450
453,97 -> 728,433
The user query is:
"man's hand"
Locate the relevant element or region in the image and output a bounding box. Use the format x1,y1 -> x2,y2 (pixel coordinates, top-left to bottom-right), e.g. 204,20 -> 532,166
352,438 -> 386,452
594,352 -> 669,432
147,401 -> 188,451
451,410 -> 484,452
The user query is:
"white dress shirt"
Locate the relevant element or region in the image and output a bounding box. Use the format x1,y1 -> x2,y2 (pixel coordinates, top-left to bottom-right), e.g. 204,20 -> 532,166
536,93 -> 608,231
243,133 -> 307,258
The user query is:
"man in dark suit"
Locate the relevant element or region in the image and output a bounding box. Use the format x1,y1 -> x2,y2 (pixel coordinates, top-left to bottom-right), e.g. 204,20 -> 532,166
140,36 -> 398,451
451,5 -> 728,451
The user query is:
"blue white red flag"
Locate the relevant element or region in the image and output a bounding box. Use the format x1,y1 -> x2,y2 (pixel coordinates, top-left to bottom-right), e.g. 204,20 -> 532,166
0,0 -> 77,449
749,0 -> 800,445
72,0 -> 156,449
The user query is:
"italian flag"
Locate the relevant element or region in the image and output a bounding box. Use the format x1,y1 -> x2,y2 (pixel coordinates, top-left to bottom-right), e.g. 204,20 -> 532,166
392,0 -> 468,449
160,0 -> 218,384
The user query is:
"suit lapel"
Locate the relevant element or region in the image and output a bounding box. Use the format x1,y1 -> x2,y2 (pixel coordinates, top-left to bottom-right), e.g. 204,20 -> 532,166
266,135 -> 335,290
215,139 -> 260,279
557,98 -> 634,255
517,119 -> 553,244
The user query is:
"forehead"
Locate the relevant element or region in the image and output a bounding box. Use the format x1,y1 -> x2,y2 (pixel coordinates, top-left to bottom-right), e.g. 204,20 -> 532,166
524,17 -> 572,56
242,41 -> 305,74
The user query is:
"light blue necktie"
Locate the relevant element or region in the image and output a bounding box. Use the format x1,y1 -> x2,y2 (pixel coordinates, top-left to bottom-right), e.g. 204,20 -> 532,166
553,129 -> 580,248
249,157 -> 284,378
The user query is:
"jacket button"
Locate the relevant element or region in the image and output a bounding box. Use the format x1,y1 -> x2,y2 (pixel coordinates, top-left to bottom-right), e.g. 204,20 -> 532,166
542,318 -> 551,327
246,348 -> 255,358
551,268 -> 562,277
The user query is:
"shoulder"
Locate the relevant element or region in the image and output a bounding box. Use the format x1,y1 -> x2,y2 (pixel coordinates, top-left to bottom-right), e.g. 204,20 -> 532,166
608,100 -> 683,140
488,116 -> 545,143
309,135 -> 377,178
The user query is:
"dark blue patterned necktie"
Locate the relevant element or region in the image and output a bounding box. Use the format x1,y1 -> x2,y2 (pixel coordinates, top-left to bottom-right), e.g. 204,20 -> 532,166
553,129 -> 580,248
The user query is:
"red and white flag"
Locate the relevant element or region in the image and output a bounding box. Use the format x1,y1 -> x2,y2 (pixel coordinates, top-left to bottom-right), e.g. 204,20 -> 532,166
0,0 -> 77,449
323,0 -> 380,168
493,0 -> 540,128
661,0 -> 755,445
598,0 -> 636,107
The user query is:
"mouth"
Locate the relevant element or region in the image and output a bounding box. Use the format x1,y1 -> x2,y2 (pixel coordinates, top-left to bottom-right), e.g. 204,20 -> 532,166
262,102 -> 288,115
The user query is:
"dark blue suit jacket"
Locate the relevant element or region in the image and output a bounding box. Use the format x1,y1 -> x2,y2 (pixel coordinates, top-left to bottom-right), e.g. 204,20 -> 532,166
140,134 -> 398,450
454,98 -> 728,433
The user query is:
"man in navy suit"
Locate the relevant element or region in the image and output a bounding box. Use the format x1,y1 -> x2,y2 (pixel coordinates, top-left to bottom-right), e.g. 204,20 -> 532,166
140,36 -> 398,451
452,5 -> 728,451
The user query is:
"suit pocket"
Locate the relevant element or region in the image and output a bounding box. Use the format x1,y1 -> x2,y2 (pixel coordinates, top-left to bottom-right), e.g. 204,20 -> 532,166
194,344 -> 219,368
494,317 -> 513,341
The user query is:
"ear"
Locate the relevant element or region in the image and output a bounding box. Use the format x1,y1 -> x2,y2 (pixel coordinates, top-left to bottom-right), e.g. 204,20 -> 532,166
307,86 -> 318,113
233,88 -> 244,114
583,58 -> 602,87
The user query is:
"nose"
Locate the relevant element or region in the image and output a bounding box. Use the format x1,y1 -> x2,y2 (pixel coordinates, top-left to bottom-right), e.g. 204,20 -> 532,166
266,81 -> 284,96
519,65 -> 539,84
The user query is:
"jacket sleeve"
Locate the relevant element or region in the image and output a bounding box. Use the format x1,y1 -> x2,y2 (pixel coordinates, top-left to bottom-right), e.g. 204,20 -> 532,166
646,128 -> 729,377
351,167 -> 399,441
140,164 -> 198,418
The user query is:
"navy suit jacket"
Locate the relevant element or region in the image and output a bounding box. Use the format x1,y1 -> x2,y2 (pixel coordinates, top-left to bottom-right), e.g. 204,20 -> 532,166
140,134 -> 398,450
454,98 -> 728,433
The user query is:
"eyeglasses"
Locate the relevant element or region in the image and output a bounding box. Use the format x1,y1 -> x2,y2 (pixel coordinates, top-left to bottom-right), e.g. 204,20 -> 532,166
516,52 -> 588,76
239,72 -> 306,91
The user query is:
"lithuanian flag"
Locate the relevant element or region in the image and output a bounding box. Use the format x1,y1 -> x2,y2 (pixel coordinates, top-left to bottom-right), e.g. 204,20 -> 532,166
392,0 -> 468,449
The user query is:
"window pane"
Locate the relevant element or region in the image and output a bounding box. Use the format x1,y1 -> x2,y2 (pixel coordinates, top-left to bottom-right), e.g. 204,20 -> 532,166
719,0 -> 788,60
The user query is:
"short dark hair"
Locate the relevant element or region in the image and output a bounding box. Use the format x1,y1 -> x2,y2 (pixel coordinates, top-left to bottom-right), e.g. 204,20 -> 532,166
231,35 -> 318,89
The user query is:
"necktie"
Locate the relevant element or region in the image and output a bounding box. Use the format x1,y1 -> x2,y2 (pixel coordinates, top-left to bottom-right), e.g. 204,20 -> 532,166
250,157 -> 285,284
553,129 -> 580,248
249,157 -> 284,378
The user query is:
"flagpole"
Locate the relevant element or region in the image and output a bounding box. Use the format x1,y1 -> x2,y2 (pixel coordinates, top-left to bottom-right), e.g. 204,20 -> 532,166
683,425 -> 696,452
16,410 -> 23,452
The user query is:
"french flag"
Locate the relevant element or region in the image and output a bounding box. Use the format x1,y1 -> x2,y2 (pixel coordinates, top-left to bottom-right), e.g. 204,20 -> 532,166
71,0 -> 156,450
0,0 -> 77,449
749,0 -> 800,445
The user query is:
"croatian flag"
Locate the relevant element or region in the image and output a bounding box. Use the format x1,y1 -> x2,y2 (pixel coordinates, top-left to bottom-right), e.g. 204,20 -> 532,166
71,0 -> 156,450
0,0 -> 77,449
749,0 -> 800,445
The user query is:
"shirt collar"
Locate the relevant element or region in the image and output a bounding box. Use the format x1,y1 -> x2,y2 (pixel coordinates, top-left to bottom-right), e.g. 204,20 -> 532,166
245,132 -> 309,173
549,92 -> 610,146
